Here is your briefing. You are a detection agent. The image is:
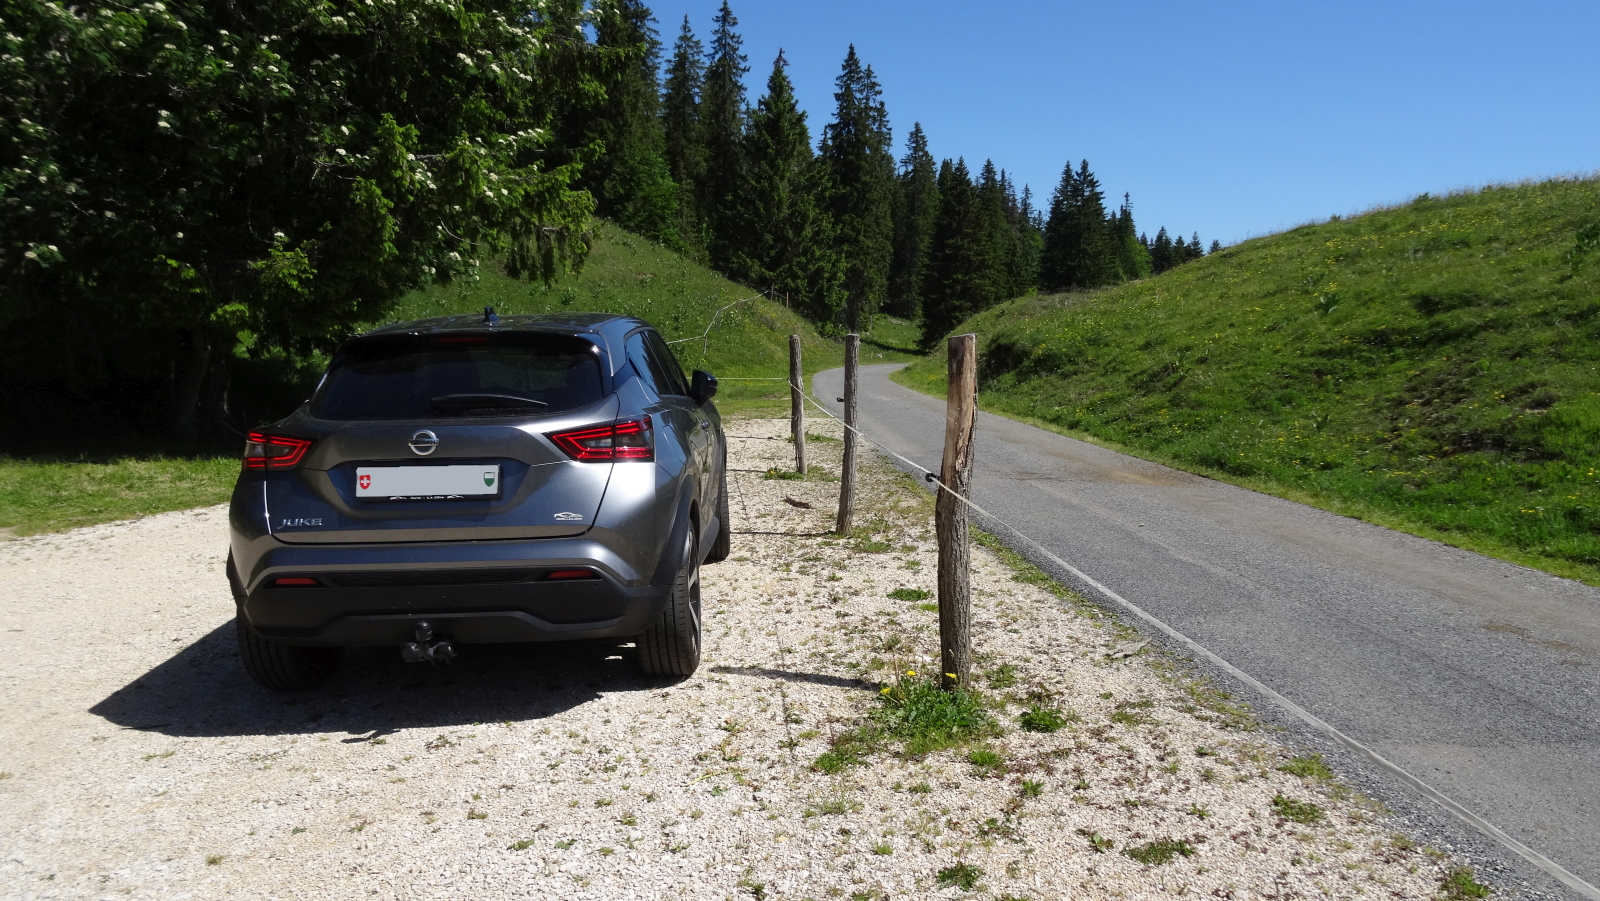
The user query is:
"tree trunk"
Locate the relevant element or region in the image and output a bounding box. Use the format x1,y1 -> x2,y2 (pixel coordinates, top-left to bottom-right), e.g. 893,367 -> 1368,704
169,328 -> 213,438
937,333 -> 977,691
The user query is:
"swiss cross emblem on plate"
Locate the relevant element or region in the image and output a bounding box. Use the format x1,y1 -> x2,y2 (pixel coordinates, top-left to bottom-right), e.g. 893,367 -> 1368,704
358,474 -> 371,490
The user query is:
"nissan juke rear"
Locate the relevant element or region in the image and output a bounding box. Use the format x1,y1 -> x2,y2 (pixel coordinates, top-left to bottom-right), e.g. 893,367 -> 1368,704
226,311 -> 729,690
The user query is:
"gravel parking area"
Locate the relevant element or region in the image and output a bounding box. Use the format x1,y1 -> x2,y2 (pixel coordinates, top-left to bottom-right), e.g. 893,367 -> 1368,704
0,419 -> 1472,900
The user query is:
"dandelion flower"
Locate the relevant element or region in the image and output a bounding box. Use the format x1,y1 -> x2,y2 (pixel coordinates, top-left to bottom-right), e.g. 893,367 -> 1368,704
905,670 -> 916,677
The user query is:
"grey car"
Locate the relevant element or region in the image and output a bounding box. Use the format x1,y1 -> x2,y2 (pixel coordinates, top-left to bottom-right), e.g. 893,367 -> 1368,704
226,310 -> 728,690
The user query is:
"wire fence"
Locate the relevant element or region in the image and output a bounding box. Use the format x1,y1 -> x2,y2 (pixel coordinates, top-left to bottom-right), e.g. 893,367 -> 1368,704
712,351 -> 1600,896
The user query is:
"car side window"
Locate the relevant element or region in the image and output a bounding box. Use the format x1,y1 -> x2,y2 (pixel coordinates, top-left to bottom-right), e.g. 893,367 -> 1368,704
624,332 -> 661,396
643,331 -> 690,397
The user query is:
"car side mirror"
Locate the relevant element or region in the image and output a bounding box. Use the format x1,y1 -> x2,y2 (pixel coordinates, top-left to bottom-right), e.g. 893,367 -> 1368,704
690,369 -> 718,405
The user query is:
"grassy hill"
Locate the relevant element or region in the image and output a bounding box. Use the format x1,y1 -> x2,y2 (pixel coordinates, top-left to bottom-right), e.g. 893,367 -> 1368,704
898,177 -> 1600,584
1,222 -> 910,535
389,221 -> 864,413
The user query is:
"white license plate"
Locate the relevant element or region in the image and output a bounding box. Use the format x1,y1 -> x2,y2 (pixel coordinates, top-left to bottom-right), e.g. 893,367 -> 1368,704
355,465 -> 502,500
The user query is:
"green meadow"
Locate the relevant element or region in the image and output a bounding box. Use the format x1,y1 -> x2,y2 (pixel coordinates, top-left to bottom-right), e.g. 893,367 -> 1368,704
900,178 -> 1600,584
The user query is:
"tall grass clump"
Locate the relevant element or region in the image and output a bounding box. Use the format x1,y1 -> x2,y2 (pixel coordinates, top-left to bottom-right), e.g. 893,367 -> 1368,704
813,670 -> 997,772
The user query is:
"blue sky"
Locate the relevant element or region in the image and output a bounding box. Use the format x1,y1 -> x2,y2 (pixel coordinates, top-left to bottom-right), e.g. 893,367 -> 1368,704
644,1 -> 1600,246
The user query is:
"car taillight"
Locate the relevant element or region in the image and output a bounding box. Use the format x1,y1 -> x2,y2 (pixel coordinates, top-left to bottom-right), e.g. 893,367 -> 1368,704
243,431 -> 313,470
547,417 -> 653,462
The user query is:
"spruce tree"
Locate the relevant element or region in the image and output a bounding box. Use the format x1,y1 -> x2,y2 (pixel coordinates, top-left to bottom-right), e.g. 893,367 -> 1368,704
887,122 -> 938,319
661,17 -> 705,252
734,50 -> 832,312
1110,193 -> 1151,280
1014,183 -> 1043,295
1150,226 -> 1175,273
698,1 -> 749,270
1038,162 -> 1076,291
975,160 -> 1017,303
1040,160 -> 1119,291
919,158 -> 986,346
587,1 -> 680,249
818,46 -> 895,332
1209,239 -> 1222,254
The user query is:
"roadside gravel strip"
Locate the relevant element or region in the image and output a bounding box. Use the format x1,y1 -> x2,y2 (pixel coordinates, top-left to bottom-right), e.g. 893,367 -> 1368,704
1,419 -> 1473,900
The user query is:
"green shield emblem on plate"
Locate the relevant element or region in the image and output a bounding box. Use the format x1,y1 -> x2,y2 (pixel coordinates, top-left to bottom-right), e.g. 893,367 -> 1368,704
484,472 -> 496,487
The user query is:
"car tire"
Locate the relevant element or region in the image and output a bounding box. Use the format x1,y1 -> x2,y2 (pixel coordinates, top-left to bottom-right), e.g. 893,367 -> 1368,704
229,554 -> 341,691
236,617 -> 343,691
637,527 -> 702,677
705,460 -> 731,564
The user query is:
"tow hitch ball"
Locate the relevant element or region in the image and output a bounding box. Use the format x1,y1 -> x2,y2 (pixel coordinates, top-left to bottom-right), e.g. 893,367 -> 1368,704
401,621 -> 457,664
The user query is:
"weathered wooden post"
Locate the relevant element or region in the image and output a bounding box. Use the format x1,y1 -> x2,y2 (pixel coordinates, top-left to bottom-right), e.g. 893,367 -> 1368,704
789,335 -> 806,475
835,334 -> 860,536
938,333 -> 978,691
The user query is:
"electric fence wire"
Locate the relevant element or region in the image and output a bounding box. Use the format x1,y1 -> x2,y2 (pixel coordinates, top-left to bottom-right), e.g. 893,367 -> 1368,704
664,290 -> 774,357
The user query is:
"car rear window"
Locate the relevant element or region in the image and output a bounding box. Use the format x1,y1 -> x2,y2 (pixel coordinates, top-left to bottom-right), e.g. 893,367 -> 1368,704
311,334 -> 605,420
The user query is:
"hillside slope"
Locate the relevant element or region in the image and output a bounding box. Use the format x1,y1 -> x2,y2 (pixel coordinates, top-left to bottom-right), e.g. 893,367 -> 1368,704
898,177 -> 1600,583
389,221 -> 876,413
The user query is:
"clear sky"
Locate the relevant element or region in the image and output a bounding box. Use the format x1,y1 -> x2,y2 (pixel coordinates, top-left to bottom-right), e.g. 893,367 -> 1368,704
644,1 -> 1600,246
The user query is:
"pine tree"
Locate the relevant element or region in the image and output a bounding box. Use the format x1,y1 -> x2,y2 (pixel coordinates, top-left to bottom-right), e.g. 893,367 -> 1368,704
887,122 -> 938,319
818,46 -> 894,332
975,160 -> 1018,303
1040,159 -> 1123,292
1149,226 -> 1175,273
919,158 -> 987,346
999,170 -> 1040,297
586,1 -> 680,249
1110,193 -> 1151,280
661,16 -> 705,253
1014,183 -> 1043,295
1209,239 -> 1222,254
698,1 -> 749,270
734,50 -> 833,312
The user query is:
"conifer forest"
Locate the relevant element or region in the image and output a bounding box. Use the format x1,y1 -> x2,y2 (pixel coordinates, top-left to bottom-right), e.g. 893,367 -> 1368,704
597,2 -> 1212,345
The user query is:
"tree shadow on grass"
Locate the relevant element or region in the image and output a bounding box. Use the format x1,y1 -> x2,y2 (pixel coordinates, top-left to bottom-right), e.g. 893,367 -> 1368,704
88,621 -> 669,740
860,335 -> 921,357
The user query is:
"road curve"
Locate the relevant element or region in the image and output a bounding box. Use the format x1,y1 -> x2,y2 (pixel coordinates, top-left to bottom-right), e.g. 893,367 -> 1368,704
815,363 -> 1600,898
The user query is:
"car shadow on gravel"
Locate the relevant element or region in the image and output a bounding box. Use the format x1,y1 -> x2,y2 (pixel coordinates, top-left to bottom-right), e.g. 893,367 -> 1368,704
88,621 -> 669,739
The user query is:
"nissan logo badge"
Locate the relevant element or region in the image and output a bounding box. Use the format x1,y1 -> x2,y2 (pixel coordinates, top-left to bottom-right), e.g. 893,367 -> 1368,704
409,429 -> 440,456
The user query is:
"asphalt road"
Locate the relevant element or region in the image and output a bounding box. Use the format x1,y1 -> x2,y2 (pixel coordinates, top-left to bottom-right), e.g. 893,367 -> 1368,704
815,363 -> 1600,899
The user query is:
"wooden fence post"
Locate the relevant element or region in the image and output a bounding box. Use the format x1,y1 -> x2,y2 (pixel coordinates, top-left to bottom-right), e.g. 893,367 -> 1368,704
835,334 -> 860,536
938,333 -> 978,691
789,335 -> 806,475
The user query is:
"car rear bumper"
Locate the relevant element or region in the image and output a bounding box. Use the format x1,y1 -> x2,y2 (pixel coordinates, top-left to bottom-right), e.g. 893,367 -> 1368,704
233,536 -> 672,647
241,574 -> 669,646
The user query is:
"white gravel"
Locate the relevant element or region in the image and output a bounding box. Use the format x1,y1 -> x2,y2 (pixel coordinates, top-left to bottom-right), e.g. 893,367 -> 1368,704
0,418 -> 1470,900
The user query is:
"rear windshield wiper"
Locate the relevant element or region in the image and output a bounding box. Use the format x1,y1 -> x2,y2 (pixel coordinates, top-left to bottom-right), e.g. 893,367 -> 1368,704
429,393 -> 549,414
